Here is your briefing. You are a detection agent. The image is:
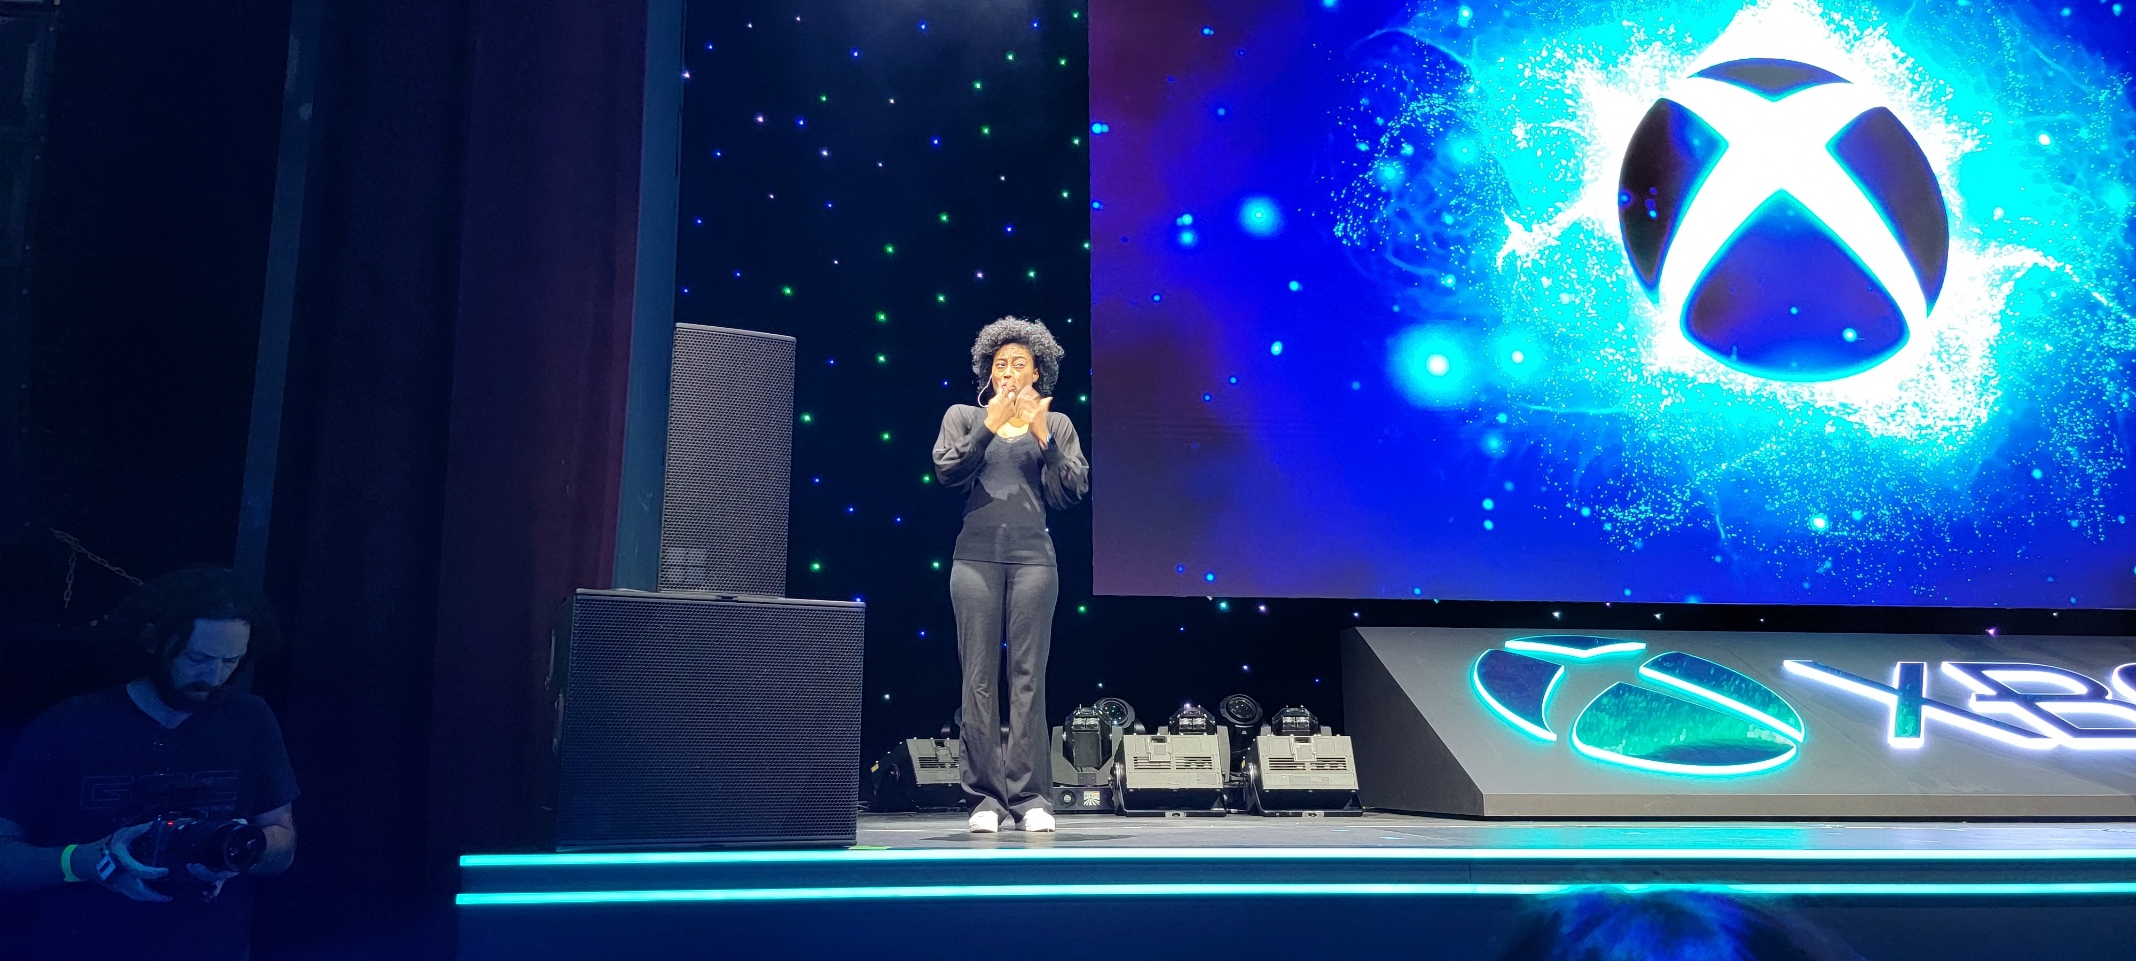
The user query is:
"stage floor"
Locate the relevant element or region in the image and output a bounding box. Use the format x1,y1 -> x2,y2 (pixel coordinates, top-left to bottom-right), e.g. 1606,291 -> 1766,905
857,810 -> 2136,853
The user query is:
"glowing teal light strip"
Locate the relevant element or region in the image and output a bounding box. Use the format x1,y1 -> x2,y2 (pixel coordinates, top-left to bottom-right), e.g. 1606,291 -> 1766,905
455,881 -> 2136,906
1637,662 -> 1806,743
1568,727 -> 1799,777
460,846 -> 2136,868
1504,637 -> 1648,659
1472,652 -> 1560,741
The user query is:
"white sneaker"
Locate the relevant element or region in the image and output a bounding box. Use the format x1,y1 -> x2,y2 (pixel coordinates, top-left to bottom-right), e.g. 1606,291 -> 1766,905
967,810 -> 1001,833
1019,809 -> 1056,832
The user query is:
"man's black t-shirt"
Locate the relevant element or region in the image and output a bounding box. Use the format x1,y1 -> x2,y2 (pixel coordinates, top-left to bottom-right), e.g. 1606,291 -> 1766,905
0,685 -> 299,961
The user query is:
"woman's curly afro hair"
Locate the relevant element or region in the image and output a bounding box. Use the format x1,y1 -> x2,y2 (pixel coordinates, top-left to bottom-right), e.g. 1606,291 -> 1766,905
969,316 -> 1065,397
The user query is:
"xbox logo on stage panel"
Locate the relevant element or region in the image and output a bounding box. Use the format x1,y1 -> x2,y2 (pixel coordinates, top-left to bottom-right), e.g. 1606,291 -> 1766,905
1617,58 -> 1950,381
1473,635 -> 1805,776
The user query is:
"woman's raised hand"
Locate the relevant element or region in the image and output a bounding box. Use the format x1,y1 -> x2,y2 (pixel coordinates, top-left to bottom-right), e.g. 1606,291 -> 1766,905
1011,388 -> 1048,424
1021,392 -> 1053,444
983,384 -> 1018,432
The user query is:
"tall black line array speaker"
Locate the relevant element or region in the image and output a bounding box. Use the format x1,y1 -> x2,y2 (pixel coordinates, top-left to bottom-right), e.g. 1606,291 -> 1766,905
659,323 -> 795,595
535,322 -> 864,850
542,590 -> 865,849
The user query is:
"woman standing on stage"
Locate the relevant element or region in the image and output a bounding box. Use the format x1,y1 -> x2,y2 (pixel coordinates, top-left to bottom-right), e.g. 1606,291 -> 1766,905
932,317 -> 1089,833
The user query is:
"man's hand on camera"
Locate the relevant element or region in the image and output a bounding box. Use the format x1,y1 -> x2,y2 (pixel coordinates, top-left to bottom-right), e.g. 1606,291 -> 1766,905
187,862 -> 239,900
97,822 -> 171,903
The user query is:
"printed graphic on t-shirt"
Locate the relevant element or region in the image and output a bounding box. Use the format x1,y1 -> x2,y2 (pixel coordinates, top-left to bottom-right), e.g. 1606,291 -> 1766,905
78,770 -> 241,814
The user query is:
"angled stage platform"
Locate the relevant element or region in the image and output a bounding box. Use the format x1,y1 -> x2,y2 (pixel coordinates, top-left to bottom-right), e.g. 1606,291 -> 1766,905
458,813 -> 2136,960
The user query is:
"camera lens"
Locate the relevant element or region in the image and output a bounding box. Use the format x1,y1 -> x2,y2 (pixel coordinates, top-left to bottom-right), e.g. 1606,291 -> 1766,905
133,817 -> 267,875
202,821 -> 267,874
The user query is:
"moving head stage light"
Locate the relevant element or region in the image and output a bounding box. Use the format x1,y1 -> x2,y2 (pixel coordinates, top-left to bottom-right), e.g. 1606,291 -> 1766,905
1217,694 -> 1264,810
1244,706 -> 1361,816
1115,702 -> 1228,816
1050,703 -> 1123,813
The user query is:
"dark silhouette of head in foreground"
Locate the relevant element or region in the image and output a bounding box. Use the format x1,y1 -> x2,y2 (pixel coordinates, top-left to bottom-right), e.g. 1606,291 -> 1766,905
1498,889 -> 1859,961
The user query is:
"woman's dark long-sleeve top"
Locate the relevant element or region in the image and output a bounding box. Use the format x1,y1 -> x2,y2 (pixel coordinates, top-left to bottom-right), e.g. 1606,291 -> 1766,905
932,404 -> 1090,566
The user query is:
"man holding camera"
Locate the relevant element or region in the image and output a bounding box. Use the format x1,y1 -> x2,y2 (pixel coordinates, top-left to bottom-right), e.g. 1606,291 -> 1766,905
0,568 -> 298,961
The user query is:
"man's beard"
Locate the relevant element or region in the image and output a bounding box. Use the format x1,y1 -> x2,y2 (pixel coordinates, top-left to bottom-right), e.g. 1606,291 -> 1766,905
150,669 -> 224,712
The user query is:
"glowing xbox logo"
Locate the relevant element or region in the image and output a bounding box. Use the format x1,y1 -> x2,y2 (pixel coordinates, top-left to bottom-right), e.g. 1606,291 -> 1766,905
1617,58 -> 1950,381
1473,635 -> 1805,776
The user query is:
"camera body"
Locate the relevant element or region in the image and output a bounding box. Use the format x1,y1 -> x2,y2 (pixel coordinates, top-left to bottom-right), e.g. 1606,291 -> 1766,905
128,813 -> 266,876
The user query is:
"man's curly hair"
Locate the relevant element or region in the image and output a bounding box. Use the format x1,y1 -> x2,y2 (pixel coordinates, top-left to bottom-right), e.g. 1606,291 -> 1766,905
969,316 -> 1064,397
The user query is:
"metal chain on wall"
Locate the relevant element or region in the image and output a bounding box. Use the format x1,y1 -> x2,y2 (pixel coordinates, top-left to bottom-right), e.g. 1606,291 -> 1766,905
50,527 -> 141,608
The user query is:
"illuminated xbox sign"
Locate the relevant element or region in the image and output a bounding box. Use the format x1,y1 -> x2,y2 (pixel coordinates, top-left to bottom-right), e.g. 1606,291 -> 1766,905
1617,57 -> 1950,381
1786,660 -> 2136,751
1472,635 -> 1805,776
1474,637 -> 2136,771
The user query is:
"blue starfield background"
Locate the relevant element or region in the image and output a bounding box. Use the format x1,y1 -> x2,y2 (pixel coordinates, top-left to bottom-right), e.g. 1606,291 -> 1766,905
1090,0 -> 2136,606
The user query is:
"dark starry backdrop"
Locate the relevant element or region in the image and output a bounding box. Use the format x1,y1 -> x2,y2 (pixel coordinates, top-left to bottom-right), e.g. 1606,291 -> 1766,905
682,0 -> 2136,759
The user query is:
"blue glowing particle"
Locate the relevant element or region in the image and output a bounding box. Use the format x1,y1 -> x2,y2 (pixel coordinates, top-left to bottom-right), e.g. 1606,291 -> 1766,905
1270,341 -> 1285,356
1176,228 -> 1198,247
1090,121 -> 1110,134
1482,499 -> 1495,510
2032,468 -> 2045,479
1389,325 -> 1473,408
849,48 -> 860,58
1809,514 -> 1829,530
1287,280 -> 1301,291
1176,213 -> 1194,226
1238,196 -> 1284,237
1484,519 -> 1495,530
1204,572 -> 1217,582
1175,564 -> 1186,574
1201,26 -> 1214,35
1090,200 -> 1103,210
1371,160 -> 1406,191
1151,293 -> 1162,302
918,19 -> 928,31
1201,393 -> 1212,402
1227,376 -> 1238,384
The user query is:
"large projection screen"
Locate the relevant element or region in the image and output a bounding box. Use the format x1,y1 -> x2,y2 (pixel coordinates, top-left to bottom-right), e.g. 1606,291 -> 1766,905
1089,0 -> 2136,606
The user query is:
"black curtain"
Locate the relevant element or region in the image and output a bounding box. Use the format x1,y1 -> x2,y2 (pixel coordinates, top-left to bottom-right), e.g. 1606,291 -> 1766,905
253,0 -> 648,956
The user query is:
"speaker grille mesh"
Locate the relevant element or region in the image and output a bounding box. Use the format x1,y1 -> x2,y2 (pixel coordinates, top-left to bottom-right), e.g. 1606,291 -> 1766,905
556,592 -> 863,848
658,324 -> 794,595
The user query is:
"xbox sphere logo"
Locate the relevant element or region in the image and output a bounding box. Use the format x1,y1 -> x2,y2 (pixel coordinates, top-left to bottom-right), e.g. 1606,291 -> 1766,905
1617,58 -> 1950,381
1473,635 -> 1805,775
